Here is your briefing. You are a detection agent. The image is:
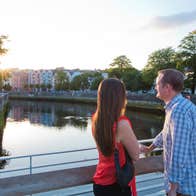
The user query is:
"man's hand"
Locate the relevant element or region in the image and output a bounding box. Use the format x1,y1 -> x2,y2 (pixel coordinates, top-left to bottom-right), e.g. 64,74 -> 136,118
139,144 -> 150,153
167,189 -> 176,196
167,183 -> 178,196
139,144 -> 156,153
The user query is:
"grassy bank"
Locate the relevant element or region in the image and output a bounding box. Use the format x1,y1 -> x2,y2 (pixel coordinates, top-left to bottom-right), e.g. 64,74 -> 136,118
0,103 -> 9,131
9,95 -> 164,114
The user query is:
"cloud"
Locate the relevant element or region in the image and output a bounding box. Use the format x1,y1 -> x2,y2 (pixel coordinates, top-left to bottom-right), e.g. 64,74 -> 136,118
144,9 -> 196,30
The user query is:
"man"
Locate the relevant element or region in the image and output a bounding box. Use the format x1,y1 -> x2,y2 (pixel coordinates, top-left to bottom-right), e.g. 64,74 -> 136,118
141,69 -> 196,196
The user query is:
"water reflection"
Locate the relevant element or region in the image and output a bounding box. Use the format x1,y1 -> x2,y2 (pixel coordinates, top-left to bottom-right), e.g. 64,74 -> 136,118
8,100 -> 164,139
1,100 -> 164,174
9,100 -> 94,130
63,116 -> 88,131
126,111 -> 164,139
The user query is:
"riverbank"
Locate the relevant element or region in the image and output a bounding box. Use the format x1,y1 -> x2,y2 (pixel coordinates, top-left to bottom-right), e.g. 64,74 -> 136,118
9,94 -> 164,114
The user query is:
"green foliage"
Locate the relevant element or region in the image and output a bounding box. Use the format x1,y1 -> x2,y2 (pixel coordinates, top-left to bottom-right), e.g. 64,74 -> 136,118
110,55 -> 132,72
79,71 -> 104,90
70,73 -> 90,90
80,73 -> 90,90
47,84 -> 52,89
107,67 -> 122,79
0,35 -> 8,56
0,70 -> 11,90
141,68 -> 156,90
107,54 -> 142,90
3,84 -> 12,91
35,84 -> 40,89
141,47 -> 177,89
178,30 -> 196,94
55,71 -> 70,90
0,102 -> 9,131
179,30 -> 196,54
70,76 -> 81,90
40,83 -> 47,91
90,73 -> 103,90
106,66 -> 142,91
121,68 -> 141,91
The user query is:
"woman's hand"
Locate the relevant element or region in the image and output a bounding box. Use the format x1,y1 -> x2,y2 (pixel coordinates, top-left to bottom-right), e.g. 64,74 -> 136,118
139,144 -> 150,153
139,144 -> 155,154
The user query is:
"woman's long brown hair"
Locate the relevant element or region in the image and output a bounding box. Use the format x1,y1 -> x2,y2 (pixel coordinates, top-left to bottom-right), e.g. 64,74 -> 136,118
93,78 -> 126,156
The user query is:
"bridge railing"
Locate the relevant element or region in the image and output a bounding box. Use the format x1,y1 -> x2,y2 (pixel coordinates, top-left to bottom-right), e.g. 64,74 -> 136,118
0,139 -> 162,177
0,138 -> 164,195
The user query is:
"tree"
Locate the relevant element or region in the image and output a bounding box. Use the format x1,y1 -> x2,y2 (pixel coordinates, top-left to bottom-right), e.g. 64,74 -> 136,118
110,55 -> 132,73
121,68 -> 142,91
40,84 -> 47,91
90,72 -> 104,90
46,84 -> 52,91
107,67 -> 122,79
70,75 -> 81,90
178,30 -> 196,94
55,71 -> 70,91
70,73 -> 90,90
106,66 -> 142,90
0,70 -> 11,90
80,73 -> 90,90
0,35 -> 9,90
0,35 -> 8,56
141,47 -> 177,89
3,84 -> 12,91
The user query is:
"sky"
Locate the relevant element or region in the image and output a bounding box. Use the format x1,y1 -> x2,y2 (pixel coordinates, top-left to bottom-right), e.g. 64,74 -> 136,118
0,0 -> 196,71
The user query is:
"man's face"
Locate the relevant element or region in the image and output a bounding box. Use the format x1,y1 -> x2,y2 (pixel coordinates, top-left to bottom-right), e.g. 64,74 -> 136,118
155,74 -> 167,101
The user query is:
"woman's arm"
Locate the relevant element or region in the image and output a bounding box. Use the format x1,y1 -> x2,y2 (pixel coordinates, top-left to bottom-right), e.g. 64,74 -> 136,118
116,120 -> 140,161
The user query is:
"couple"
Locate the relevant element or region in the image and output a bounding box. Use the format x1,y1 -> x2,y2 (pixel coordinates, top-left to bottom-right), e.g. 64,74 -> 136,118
91,69 -> 196,196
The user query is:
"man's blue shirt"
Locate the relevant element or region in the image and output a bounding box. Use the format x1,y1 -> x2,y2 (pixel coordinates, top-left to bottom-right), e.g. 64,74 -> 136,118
153,94 -> 196,195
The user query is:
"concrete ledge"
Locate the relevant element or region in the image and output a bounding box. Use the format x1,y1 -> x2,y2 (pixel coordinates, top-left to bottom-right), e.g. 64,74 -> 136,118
0,155 -> 163,195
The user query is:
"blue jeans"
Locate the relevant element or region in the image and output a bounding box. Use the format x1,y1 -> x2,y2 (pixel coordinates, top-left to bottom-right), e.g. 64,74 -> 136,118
93,183 -> 132,196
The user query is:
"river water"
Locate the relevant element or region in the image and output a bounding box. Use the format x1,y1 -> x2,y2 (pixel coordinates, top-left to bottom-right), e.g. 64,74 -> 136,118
0,100 -> 164,177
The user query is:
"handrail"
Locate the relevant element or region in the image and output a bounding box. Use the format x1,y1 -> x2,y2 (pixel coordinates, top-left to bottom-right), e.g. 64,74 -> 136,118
0,156 -> 164,195
0,147 -> 97,175
0,147 -> 96,161
139,138 -> 154,143
0,139 -> 160,177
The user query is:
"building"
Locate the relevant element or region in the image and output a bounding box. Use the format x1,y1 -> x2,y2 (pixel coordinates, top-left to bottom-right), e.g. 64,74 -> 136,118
10,70 -> 28,91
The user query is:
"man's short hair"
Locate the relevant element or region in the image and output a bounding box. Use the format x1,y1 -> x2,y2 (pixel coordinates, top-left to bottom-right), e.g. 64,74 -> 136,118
158,69 -> 184,92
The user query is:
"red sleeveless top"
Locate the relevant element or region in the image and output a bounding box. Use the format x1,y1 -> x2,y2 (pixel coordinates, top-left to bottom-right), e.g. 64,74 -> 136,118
92,115 -> 132,185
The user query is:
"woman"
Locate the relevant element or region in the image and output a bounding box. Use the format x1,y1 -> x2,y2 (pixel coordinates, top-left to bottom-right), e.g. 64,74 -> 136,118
92,78 -> 140,196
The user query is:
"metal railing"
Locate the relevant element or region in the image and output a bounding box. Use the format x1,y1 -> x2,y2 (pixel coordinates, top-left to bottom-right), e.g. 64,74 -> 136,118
0,139 -> 160,177
0,147 -> 97,176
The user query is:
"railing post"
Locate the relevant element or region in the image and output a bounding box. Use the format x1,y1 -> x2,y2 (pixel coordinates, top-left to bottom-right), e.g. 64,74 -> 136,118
30,156 -> 32,175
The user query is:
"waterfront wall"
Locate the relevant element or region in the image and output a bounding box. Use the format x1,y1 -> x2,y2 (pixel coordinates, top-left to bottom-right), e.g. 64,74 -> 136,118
9,94 -> 165,114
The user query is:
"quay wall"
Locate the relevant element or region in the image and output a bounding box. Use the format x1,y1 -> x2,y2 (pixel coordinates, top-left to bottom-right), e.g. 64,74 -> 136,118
9,94 -> 164,114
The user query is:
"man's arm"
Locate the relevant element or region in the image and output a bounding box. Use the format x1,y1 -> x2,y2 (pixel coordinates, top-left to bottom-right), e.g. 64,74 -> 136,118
140,131 -> 163,153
